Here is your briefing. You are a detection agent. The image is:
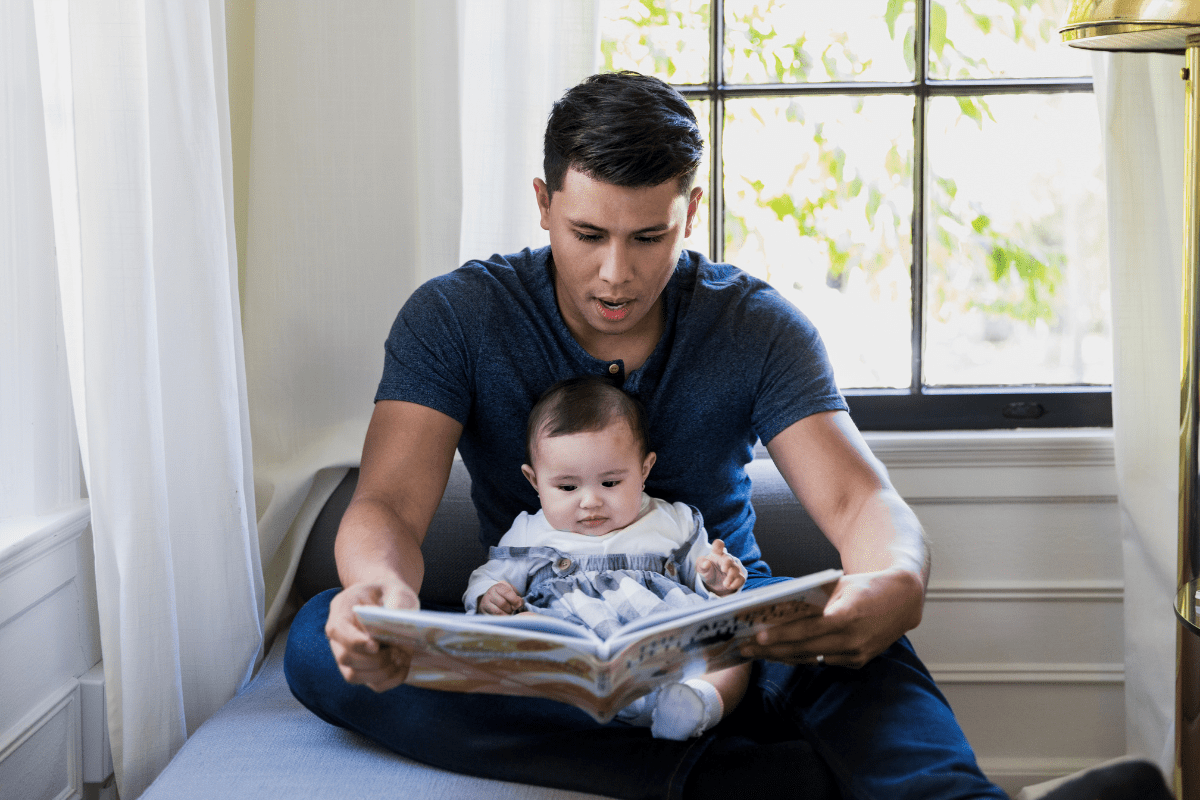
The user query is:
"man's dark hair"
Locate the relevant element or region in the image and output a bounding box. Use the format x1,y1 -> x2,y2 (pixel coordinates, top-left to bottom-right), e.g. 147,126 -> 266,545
543,71 -> 704,198
526,375 -> 650,464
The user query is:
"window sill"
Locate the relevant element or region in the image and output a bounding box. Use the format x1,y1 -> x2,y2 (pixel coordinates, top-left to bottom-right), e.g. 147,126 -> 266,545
757,427 -> 1114,464
862,427 -> 1115,468
866,428 -> 1116,502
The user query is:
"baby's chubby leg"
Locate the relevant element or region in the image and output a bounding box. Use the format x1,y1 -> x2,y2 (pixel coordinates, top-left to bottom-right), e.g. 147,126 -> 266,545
701,662 -> 752,715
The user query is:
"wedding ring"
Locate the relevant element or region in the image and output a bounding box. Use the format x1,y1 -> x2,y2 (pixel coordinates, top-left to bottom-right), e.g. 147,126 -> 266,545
816,654 -> 825,666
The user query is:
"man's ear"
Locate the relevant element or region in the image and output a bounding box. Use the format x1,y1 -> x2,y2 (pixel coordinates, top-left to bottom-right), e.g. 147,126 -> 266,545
684,186 -> 703,238
521,463 -> 538,491
533,178 -> 552,231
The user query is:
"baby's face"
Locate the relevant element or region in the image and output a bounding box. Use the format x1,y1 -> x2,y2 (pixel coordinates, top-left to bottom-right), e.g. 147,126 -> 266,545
522,421 -> 655,536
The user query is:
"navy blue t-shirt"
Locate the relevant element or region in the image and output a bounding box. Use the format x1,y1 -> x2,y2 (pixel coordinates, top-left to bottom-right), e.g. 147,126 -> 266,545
375,246 -> 847,588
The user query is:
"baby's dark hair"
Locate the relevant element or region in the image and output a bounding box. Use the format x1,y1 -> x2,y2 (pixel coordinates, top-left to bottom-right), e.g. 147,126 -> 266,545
526,376 -> 650,465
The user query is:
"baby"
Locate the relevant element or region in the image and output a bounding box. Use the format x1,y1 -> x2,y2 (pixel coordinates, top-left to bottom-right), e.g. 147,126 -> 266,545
463,375 -> 750,740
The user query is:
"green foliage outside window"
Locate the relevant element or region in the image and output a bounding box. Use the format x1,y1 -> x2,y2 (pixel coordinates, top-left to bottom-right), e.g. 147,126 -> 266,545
600,0 -> 1108,391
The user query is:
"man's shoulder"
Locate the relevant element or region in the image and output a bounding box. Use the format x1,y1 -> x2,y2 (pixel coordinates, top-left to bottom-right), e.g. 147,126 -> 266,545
403,247 -> 552,325
673,251 -> 804,323
422,246 -> 549,295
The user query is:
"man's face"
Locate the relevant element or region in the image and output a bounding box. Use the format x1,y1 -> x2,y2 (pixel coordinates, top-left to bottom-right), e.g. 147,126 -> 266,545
534,168 -> 702,352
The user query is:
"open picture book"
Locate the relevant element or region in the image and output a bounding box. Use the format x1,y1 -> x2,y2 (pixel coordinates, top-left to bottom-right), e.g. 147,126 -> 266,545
354,567 -> 842,723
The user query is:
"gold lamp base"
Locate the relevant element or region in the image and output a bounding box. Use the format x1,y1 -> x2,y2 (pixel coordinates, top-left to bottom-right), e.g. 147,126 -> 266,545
1181,578 -> 1200,799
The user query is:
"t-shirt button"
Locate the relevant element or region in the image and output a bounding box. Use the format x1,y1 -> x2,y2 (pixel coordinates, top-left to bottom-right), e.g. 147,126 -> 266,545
608,363 -> 619,374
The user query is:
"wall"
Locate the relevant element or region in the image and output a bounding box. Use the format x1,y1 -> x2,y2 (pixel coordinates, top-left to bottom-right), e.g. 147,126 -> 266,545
225,0 -> 255,312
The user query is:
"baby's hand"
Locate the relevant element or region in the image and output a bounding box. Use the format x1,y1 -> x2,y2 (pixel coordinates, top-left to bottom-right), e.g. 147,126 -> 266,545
479,581 -> 526,615
697,539 -> 747,597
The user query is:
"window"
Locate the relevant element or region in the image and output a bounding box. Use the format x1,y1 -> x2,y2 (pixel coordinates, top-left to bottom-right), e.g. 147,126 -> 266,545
600,0 -> 1111,430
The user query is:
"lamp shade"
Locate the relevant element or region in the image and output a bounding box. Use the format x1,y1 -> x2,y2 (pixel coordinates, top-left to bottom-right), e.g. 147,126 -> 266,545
1061,0 -> 1200,51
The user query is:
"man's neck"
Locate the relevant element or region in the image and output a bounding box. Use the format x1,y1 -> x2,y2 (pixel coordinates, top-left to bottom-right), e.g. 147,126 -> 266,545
590,312 -> 662,372
562,297 -> 664,373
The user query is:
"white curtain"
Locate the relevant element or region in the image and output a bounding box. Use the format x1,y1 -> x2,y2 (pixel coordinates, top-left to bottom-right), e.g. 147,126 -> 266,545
246,0 -> 599,638
1093,51 -> 1185,776
1,0 -> 79,519
31,0 -> 263,797
457,1 -> 599,260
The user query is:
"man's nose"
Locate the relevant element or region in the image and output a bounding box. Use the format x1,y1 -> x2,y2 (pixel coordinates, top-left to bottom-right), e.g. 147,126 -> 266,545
599,241 -> 632,285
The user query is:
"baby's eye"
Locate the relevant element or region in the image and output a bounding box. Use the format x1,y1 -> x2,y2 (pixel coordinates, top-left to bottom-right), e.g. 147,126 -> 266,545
601,480 -> 620,488
557,484 -> 577,492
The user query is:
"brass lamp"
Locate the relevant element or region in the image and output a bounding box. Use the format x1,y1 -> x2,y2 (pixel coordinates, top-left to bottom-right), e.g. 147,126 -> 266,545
1061,2 -> 1200,797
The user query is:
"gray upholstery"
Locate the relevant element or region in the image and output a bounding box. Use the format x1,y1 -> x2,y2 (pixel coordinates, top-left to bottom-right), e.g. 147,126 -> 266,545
140,626 -> 609,800
295,459 -> 486,610
144,456 -> 839,799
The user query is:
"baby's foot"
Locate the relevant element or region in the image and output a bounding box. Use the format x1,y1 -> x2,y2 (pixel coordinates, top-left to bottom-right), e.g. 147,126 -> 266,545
650,679 -> 724,740
615,687 -> 659,727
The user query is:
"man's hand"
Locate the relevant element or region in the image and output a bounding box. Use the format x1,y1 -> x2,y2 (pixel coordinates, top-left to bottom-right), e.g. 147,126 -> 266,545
479,581 -> 526,615
738,566 -> 924,668
325,580 -> 420,692
696,539 -> 747,597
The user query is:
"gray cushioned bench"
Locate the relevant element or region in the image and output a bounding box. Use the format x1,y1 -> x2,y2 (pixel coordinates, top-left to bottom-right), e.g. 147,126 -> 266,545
141,456 -> 839,799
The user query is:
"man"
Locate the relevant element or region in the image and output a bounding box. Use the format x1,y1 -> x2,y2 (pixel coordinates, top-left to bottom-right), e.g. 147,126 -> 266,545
284,71 -> 1004,800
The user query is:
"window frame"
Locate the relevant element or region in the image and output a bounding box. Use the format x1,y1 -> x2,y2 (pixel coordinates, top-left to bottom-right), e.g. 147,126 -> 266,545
664,0 -> 1112,431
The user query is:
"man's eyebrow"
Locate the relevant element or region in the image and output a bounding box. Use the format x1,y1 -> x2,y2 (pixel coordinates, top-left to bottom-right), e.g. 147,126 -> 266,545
568,219 -> 672,235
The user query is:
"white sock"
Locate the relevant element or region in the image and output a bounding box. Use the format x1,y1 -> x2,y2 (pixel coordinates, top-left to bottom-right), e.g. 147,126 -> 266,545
650,679 -> 724,740
615,687 -> 659,727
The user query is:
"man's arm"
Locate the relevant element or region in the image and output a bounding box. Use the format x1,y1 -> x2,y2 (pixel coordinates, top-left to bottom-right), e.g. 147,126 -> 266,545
742,409 -> 928,668
324,399 -> 463,691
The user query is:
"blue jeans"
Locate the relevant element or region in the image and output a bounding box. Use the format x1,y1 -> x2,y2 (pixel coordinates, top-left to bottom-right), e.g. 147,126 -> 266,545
285,590 -> 1006,800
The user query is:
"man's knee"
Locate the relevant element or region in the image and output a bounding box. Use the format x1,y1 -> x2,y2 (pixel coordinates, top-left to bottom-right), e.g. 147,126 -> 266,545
284,589 -> 343,717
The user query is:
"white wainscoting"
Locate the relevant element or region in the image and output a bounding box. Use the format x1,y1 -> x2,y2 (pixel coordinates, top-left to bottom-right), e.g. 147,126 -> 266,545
0,502 -> 102,800
0,681 -> 81,800
867,429 -> 1123,794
